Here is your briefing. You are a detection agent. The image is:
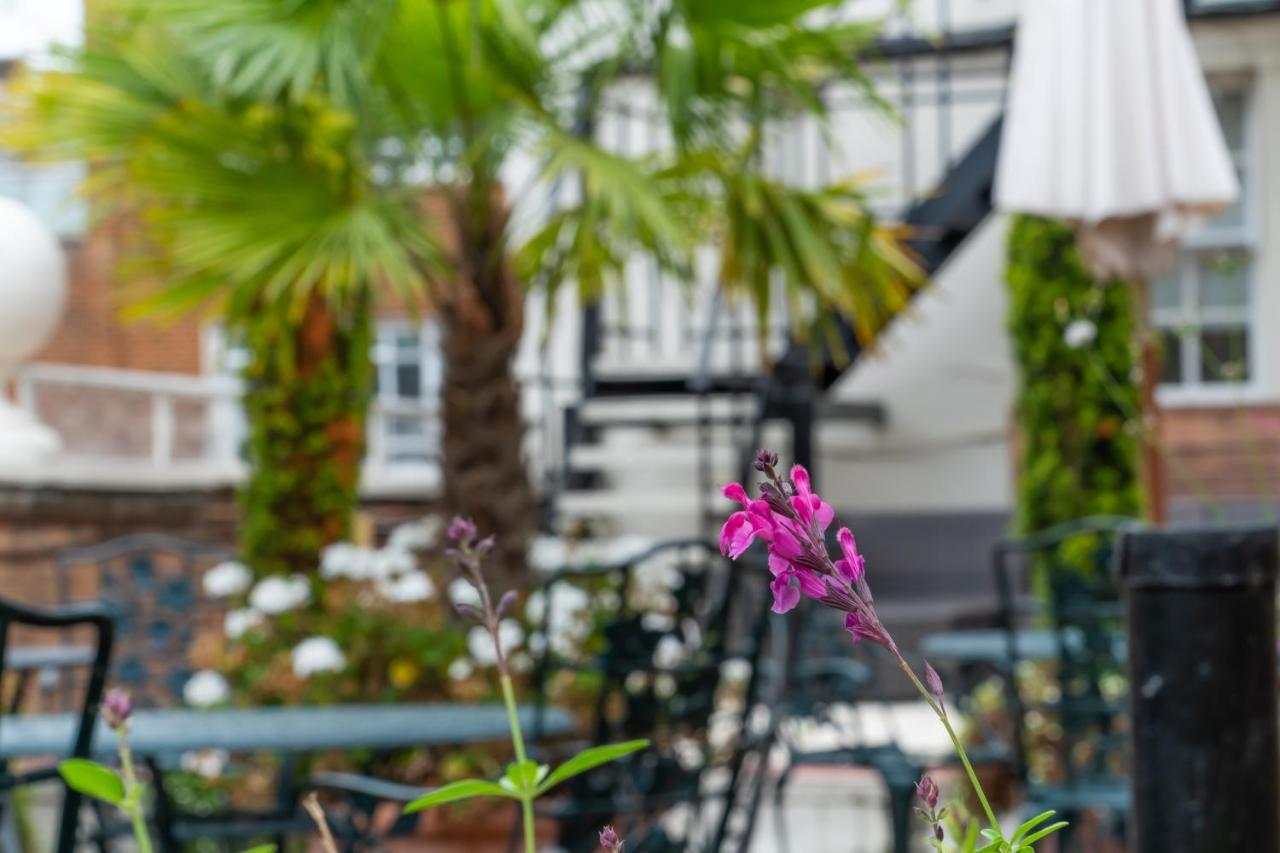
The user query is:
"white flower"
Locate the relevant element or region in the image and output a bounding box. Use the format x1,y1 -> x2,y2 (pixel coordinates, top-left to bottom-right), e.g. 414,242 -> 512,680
388,518 -> 439,551
292,637 -> 346,678
466,620 -> 524,666
183,670 -> 230,707
180,749 -> 229,779
528,536 -> 569,573
202,561 -> 253,598
320,543 -> 361,580
377,570 -> 435,604
526,585 -> 591,657
224,608 -> 265,640
447,658 -> 475,681
1064,318 -> 1098,350
720,658 -> 752,683
370,547 -> 416,580
249,575 -> 310,615
449,578 -> 482,608
642,612 -> 676,633
653,635 -> 687,669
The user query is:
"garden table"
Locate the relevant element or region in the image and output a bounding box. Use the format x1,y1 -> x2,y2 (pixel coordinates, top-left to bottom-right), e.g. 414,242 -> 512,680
5,644 -> 95,673
919,627 -> 1127,666
0,702 -> 576,759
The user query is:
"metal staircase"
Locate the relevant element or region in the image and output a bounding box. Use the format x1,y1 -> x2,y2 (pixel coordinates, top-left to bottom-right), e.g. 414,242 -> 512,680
544,24 -> 1017,539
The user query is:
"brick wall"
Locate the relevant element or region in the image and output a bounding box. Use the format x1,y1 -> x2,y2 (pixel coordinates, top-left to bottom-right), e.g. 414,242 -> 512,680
1162,404 -> 1280,515
35,224 -> 205,374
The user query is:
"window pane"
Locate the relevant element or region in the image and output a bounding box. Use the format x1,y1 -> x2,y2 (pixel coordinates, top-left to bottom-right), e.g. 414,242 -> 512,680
1200,327 -> 1250,383
1158,329 -> 1185,385
1211,90 -> 1246,153
1152,275 -> 1182,312
1209,166 -> 1246,231
395,364 -> 421,398
1197,251 -> 1249,310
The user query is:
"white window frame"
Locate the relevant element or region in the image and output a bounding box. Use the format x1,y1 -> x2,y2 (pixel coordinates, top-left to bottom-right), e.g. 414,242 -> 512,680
1156,76 -> 1264,408
369,320 -> 443,468
202,319 -> 443,472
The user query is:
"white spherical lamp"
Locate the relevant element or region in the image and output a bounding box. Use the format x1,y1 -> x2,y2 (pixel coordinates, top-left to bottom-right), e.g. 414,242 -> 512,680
0,197 -> 68,464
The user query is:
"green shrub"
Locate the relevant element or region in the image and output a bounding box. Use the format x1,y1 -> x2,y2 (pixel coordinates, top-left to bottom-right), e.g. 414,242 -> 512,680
237,289 -> 374,582
1005,215 -> 1142,537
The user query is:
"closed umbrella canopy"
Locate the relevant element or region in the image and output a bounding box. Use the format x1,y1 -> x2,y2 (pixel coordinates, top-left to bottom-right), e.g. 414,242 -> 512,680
994,0 -> 1239,279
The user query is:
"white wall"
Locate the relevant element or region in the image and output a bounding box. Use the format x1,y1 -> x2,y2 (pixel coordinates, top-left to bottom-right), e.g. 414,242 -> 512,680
819,216 -> 1015,513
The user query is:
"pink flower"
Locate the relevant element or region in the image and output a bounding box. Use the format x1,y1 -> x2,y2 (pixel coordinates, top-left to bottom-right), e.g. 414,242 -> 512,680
834,527 -> 865,582
789,465 -> 834,530
718,483 -> 775,559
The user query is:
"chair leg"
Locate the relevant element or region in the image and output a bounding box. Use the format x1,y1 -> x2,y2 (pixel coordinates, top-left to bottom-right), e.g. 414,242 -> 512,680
772,758 -> 796,853
884,780 -> 915,853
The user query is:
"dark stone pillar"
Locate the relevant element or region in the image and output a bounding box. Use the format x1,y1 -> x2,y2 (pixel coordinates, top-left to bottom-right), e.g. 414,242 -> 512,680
1120,526 -> 1279,853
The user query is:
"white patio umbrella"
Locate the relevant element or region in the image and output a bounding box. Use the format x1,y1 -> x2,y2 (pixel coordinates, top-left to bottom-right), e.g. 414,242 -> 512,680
994,0 -> 1239,522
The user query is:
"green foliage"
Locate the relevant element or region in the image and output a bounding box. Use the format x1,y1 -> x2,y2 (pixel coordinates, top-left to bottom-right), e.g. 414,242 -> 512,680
1006,216 -> 1142,544
403,738 -> 649,813
59,759 -> 125,805
236,288 -> 374,580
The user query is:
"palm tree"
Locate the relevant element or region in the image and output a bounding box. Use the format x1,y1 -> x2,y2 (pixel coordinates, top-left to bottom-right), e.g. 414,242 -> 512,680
5,0 -> 919,583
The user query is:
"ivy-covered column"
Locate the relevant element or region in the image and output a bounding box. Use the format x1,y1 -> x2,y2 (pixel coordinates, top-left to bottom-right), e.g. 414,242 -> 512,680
237,288 -> 374,580
1005,215 -> 1142,532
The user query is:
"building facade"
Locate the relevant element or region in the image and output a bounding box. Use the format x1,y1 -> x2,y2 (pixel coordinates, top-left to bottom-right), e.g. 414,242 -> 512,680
1,0 -> 1278,602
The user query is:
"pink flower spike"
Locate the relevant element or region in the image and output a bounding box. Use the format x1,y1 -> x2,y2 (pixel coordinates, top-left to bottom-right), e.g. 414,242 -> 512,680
722,482 -> 750,507
843,612 -> 864,643
771,574 -> 801,614
720,512 -> 757,559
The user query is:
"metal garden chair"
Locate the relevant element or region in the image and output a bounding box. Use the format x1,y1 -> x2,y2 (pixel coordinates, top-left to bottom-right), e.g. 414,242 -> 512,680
0,596 -> 116,853
526,540 -> 777,853
58,534 -> 309,850
56,533 -> 230,707
769,601 -> 946,853
993,516 -> 1139,849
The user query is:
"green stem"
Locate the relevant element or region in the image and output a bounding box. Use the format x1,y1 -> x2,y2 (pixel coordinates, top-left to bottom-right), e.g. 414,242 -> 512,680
500,673 -> 537,853
117,735 -> 154,853
899,660 -> 1001,835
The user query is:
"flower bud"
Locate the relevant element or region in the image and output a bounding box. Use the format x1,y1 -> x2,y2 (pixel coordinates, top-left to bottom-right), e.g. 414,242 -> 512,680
496,589 -> 518,618
924,660 -> 946,715
599,825 -> 624,852
447,516 -> 477,546
915,775 -> 939,810
753,448 -> 779,474
453,603 -> 484,623
101,688 -> 132,730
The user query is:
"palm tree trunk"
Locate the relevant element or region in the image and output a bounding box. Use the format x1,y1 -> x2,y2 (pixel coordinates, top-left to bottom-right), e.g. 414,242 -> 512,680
239,288 -> 374,580
441,195 -> 535,587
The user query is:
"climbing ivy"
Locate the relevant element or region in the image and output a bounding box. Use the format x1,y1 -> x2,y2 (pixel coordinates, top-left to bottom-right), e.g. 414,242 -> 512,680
1005,215 -> 1142,539
236,288 -> 375,584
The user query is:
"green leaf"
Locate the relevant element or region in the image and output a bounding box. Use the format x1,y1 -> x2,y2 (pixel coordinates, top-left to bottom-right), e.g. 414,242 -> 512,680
1018,821 -> 1070,847
1011,810 -> 1058,843
402,779 -> 518,814
501,760 -> 549,794
535,739 -> 649,795
58,759 -> 125,806
238,846 -> 277,853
